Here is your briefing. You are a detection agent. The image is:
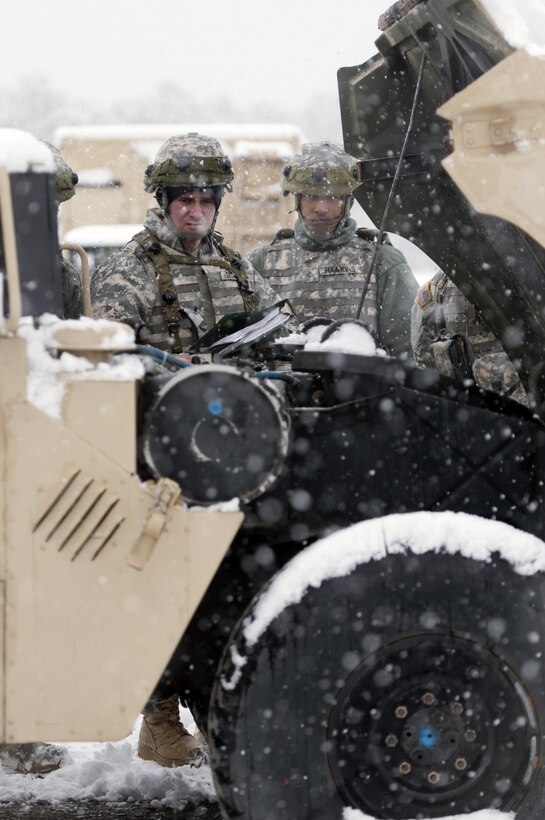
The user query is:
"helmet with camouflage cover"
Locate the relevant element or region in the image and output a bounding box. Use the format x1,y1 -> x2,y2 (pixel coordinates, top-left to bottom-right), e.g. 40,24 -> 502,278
40,140 -> 79,203
144,133 -> 234,195
281,142 -> 361,197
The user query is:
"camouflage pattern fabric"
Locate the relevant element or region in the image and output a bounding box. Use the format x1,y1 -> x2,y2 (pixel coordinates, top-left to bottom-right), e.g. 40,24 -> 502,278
61,256 -> 83,319
282,142 -> 361,197
91,207 -> 277,352
247,227 -> 418,359
412,271 -> 528,405
144,133 -> 233,192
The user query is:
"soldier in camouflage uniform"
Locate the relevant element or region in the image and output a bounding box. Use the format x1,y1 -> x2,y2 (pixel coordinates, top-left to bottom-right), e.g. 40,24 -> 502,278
92,133 -> 277,769
91,133 -> 276,353
412,271 -> 528,405
246,142 -> 418,358
41,140 -> 84,320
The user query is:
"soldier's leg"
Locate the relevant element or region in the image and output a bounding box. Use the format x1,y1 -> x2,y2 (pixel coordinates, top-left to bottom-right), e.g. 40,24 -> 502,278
137,694 -> 207,768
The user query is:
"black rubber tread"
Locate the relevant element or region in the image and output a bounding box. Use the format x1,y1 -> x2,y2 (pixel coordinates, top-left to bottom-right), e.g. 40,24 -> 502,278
209,519 -> 545,819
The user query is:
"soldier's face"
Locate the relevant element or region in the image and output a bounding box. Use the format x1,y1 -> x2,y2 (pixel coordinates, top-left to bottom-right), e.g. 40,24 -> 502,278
300,194 -> 344,239
168,191 -> 216,238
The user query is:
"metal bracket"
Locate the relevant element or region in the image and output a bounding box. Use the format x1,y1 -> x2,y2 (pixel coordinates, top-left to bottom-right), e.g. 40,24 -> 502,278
129,478 -> 182,570
462,114 -> 545,149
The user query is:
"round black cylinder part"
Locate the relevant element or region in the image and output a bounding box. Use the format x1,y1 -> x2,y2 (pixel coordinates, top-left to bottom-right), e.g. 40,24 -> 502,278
141,365 -> 289,505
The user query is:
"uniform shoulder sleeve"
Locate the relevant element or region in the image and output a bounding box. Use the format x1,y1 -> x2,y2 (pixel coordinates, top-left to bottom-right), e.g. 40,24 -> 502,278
374,245 -> 419,359
241,257 -> 278,310
410,272 -> 443,368
245,245 -> 269,275
91,247 -> 155,330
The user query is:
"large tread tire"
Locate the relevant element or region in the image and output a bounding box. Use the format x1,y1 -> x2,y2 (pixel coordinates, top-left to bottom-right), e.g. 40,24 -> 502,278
208,512 -> 545,819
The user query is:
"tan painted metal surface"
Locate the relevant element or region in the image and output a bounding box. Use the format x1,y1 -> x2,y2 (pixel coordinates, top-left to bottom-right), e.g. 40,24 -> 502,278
439,48 -> 545,248
0,145 -> 244,742
1,378 -> 242,741
0,169 -> 22,332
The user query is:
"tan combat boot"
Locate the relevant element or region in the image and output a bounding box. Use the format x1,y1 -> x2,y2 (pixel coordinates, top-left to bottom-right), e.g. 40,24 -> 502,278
0,742 -> 67,775
138,695 -> 207,768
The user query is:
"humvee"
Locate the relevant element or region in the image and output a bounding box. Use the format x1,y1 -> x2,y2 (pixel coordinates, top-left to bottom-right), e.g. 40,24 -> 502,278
2,1 -> 545,817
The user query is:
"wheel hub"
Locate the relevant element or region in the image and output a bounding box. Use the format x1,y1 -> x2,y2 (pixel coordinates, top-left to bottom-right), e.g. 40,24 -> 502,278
327,634 -> 539,818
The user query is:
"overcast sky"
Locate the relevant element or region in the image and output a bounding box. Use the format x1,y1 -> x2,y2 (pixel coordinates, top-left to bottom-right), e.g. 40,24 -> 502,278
1,0 -> 389,117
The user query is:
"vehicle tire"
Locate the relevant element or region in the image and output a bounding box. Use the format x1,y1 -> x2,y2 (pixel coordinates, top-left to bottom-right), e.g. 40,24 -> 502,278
208,511 -> 545,819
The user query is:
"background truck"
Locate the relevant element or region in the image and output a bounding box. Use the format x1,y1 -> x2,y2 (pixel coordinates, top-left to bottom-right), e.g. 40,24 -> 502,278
54,123 -> 304,273
2,1 -> 545,819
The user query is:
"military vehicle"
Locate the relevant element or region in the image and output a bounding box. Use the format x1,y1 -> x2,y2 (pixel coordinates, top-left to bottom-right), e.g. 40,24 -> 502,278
2,1 -> 545,818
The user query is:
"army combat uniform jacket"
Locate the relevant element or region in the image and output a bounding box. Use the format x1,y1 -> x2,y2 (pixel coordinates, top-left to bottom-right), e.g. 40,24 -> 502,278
91,208 -> 277,352
412,271 -> 527,405
246,221 -> 418,359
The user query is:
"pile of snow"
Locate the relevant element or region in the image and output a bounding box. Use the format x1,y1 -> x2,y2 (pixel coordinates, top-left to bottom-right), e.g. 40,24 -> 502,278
0,711 -> 215,809
0,711 -> 516,819
0,130 -> 54,173
63,223 -> 141,248
304,321 -> 386,356
18,315 -> 143,420
279,320 -> 387,356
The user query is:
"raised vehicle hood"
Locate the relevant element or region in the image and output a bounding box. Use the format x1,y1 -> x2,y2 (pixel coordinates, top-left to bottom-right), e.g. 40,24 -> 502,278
338,0 -> 545,406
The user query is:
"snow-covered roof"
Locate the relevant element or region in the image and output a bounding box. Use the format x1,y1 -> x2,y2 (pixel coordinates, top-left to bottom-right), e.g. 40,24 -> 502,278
233,139 -> 295,159
63,224 -> 140,247
54,123 -> 305,142
76,167 -> 118,187
0,129 -> 54,173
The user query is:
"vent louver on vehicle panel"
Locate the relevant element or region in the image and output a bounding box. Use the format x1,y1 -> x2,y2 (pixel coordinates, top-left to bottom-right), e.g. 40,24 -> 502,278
33,470 -> 125,561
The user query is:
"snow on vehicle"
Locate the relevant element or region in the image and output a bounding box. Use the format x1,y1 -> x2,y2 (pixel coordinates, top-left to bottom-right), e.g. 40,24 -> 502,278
2,1 -> 545,818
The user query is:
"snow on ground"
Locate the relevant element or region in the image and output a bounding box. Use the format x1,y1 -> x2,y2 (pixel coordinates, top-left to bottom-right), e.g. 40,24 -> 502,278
0,710 -> 216,809
344,811 -> 513,820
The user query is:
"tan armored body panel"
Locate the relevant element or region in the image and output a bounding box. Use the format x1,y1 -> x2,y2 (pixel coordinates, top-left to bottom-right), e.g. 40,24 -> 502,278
0,132 -> 243,742
439,47 -> 545,249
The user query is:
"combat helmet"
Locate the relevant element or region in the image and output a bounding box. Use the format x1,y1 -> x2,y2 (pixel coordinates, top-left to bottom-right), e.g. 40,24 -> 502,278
281,142 -> 361,197
144,133 -> 234,195
40,140 -> 78,203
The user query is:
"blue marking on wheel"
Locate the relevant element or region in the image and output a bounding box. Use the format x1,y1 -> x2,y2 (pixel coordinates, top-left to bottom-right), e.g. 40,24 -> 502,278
209,400 -> 223,416
419,727 -> 439,748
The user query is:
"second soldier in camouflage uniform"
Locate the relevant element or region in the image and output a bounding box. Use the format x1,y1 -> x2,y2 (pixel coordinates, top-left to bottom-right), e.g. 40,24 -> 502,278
246,142 -> 418,358
412,271 -> 528,405
91,133 -> 276,352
